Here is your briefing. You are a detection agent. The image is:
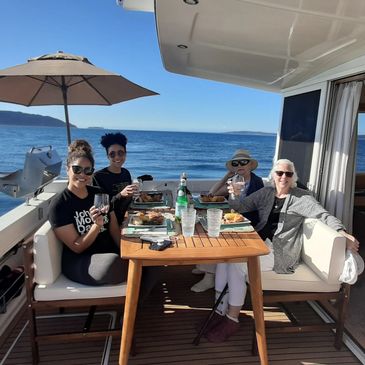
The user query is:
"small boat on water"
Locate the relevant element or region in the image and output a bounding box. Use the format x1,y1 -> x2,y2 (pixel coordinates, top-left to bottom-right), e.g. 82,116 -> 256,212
1,0 -> 365,363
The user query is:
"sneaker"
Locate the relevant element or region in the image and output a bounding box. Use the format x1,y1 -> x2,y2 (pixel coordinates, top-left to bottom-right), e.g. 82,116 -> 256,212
191,273 -> 215,292
195,311 -> 224,334
205,316 -> 240,343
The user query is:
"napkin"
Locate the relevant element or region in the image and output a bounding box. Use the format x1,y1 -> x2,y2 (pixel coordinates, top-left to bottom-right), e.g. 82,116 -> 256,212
339,249 -> 365,284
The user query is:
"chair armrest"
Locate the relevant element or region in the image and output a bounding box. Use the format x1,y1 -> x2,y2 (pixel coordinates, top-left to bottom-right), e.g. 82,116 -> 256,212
302,218 -> 346,284
33,221 -> 63,285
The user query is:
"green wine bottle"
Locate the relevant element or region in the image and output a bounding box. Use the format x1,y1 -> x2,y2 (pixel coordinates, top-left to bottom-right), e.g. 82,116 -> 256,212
175,173 -> 188,222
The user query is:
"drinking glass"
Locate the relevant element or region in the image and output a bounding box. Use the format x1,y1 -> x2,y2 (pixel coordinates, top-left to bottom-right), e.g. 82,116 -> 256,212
132,178 -> 142,198
228,174 -> 245,200
207,208 -> 223,237
181,207 -> 196,237
94,193 -> 110,216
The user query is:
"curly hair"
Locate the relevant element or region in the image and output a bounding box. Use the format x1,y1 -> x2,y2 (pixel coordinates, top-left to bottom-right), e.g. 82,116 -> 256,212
67,139 -> 94,167
100,132 -> 127,152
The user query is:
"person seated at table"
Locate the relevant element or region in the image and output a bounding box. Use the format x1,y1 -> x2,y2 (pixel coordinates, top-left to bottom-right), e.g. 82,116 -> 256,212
191,150 -> 264,293
49,139 -> 128,286
204,158 -> 359,343
93,132 -> 138,225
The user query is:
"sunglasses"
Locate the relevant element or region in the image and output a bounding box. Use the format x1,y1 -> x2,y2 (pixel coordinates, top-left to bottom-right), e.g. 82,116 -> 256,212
71,165 -> 94,176
108,150 -> 126,158
275,171 -> 294,177
231,159 -> 250,167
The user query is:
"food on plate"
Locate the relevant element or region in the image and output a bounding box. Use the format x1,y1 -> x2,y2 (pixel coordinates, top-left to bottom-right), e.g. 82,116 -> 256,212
222,212 -> 245,224
131,211 -> 165,225
200,194 -> 225,203
138,192 -> 163,203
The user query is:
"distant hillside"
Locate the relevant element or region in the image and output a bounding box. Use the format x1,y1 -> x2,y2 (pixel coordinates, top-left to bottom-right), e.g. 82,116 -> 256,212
0,111 -> 77,128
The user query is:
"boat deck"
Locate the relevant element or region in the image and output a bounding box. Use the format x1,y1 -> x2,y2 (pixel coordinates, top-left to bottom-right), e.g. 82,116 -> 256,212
0,265 -> 362,365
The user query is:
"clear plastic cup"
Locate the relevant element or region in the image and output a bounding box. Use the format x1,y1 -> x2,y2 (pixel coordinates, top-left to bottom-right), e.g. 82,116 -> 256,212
207,208 -> 223,237
181,207 -> 196,237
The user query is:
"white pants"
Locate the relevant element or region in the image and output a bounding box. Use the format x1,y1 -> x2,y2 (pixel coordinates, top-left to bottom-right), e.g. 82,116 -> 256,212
215,240 -> 274,308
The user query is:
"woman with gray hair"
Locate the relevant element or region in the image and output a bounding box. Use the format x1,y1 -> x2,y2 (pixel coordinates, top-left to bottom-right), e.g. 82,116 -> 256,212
204,158 -> 359,343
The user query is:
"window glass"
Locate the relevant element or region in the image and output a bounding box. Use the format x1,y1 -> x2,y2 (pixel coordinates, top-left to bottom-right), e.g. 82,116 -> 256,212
278,90 -> 321,186
280,90 -> 320,142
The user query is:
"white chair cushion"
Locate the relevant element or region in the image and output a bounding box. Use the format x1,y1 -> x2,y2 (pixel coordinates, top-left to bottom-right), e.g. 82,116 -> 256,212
261,219 -> 345,292
262,263 -> 341,292
34,274 -> 127,301
34,221 -> 63,285
302,219 -> 346,285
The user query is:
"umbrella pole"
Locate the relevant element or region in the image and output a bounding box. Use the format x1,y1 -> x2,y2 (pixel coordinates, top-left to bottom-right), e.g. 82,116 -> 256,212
61,79 -> 71,145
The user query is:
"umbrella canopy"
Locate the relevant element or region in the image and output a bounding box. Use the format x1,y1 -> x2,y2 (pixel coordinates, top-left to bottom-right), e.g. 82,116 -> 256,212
0,51 -> 158,144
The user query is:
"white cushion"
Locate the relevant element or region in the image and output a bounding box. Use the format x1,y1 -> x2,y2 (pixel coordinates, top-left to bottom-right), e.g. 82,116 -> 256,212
261,218 -> 345,292
34,221 -> 63,285
302,218 -> 346,285
34,274 -> 126,301
262,263 -> 341,292
33,220 -> 127,301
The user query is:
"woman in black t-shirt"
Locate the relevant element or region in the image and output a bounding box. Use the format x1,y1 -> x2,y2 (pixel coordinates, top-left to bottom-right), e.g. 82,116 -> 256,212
93,133 -> 138,225
49,140 -> 128,286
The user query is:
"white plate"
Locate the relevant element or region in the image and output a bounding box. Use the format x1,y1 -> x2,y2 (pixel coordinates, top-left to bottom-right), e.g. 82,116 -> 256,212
199,216 -> 251,230
220,218 -> 251,228
128,214 -> 167,228
133,191 -> 165,205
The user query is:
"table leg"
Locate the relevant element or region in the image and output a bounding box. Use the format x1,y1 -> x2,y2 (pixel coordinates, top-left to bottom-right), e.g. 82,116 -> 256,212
247,256 -> 268,365
119,259 -> 142,365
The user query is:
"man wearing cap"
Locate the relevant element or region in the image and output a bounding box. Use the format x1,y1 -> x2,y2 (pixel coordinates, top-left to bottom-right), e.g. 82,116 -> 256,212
191,150 -> 264,293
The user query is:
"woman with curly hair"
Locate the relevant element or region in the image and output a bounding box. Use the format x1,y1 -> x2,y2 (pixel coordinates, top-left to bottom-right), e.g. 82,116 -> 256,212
49,140 -> 128,285
93,132 -> 138,225
93,134 -> 161,300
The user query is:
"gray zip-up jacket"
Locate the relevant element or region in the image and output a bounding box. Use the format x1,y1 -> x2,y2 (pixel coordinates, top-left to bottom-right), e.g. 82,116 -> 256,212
231,186 -> 345,274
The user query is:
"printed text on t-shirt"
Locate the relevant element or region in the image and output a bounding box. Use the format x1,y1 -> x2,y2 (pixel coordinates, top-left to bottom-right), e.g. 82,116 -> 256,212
74,210 -> 93,234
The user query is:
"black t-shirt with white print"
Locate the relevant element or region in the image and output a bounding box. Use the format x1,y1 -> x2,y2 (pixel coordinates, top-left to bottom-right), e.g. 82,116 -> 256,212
49,185 -> 118,256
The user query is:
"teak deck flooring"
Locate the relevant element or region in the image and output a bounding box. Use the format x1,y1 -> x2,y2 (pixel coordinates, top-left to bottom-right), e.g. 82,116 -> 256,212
0,265 -> 362,365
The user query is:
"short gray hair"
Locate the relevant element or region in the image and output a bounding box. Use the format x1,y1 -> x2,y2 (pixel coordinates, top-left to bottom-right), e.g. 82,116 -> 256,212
268,159 -> 298,188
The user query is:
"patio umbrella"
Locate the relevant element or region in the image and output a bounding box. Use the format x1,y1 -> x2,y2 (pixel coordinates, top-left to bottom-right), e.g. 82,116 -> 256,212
0,51 -> 158,144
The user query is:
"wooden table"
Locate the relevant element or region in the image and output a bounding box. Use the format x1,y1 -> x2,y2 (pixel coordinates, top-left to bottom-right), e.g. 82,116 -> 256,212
118,224 -> 270,365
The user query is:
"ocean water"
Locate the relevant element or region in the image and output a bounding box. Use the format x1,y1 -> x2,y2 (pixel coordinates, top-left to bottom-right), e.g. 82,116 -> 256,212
1,125 -> 365,216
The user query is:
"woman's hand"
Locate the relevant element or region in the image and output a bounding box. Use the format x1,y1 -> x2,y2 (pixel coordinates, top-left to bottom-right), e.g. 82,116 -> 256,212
227,181 -> 237,196
120,184 -> 138,198
227,178 -> 244,197
339,230 -> 360,252
90,206 -> 104,227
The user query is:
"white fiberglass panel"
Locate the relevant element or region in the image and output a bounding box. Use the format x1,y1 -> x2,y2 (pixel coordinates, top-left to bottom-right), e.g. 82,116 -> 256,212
156,0 -> 365,91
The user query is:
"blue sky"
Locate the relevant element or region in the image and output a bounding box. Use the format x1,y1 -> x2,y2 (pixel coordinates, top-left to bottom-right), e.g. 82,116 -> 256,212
0,1 -> 363,134
0,0 -> 282,133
